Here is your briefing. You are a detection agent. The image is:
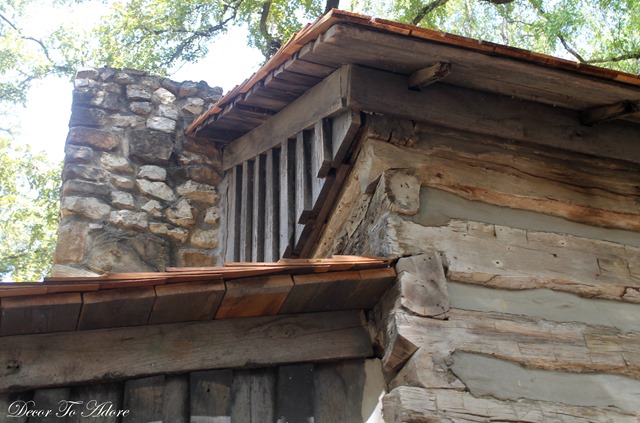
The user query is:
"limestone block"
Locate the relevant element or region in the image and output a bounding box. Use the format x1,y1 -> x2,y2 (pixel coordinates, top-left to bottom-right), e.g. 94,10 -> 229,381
178,150 -> 222,167
111,114 -> 144,128
177,81 -> 199,97
146,116 -> 176,134
190,229 -> 218,249
69,107 -> 109,128
60,196 -> 111,220
176,180 -> 219,204
76,69 -> 100,80
74,78 -> 96,88
68,127 -> 121,151
53,220 -> 90,263
138,165 -> 167,181
128,130 -> 173,164
64,145 -> 94,164
100,68 -> 115,81
178,248 -> 217,267
181,97 -> 204,115
103,82 -> 122,94
174,165 -> 222,185
72,88 -> 96,108
61,180 -> 110,198
151,88 -> 176,105
165,198 -> 194,227
161,78 -> 180,95
136,179 -> 176,202
111,174 -> 135,190
50,264 -> 103,278
115,72 -> 135,85
158,104 -> 179,120
140,76 -> 161,90
111,191 -> 135,209
62,164 -> 109,183
126,84 -> 152,101
204,207 -> 220,224
100,153 -> 133,173
92,91 -> 120,111
130,102 -> 152,115
149,222 -> 188,243
87,232 -> 168,272
141,200 -> 163,217
109,210 -> 148,230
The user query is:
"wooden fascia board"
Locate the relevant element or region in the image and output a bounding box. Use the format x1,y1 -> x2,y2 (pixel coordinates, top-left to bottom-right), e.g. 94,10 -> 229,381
0,310 -> 372,393
346,65 -> 640,164
222,65 -> 353,170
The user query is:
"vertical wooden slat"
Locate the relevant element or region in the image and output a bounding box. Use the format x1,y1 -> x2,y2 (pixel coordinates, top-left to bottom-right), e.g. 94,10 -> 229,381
190,369 -> 233,422
313,360 -> 367,423
231,368 -> 277,422
27,388 -> 70,423
1,391 -> 32,423
295,130 -> 313,225
252,154 -> 266,262
331,109 -> 361,167
226,165 -> 242,263
279,139 -> 295,258
240,160 -> 254,262
68,382 -> 123,423
312,119 -> 332,179
122,376 -> 165,423
264,148 -> 280,262
276,363 -> 315,423
162,375 -> 189,423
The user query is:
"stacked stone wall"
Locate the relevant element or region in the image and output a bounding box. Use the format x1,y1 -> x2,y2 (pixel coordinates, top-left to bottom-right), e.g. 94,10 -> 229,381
52,68 -> 224,277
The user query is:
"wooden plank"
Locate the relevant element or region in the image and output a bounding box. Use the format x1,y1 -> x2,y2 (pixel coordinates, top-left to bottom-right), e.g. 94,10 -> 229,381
314,360 -> 366,423
224,65 -> 351,170
280,139 -> 295,258
68,382 -> 124,423
348,65 -> 640,164
122,376 -> 164,423
279,271 -> 362,314
215,275 -> 294,319
148,281 -> 225,324
230,368 -> 276,423
252,154 -> 266,262
276,363 -> 315,423
0,311 -> 372,393
295,130 -> 313,224
78,287 -> 155,330
0,391 -> 31,423
0,293 -> 81,336
239,160 -> 254,262
264,148 -> 280,262
225,165 -> 241,262
273,64 -> 323,86
312,119 -> 332,179
161,375 -> 189,423
330,109 -> 361,166
27,388 -> 70,423
264,73 -> 310,94
190,369 -> 233,422
283,55 -> 337,79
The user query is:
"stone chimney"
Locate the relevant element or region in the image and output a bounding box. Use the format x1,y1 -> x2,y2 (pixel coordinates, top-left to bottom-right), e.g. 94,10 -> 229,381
52,68 -> 225,277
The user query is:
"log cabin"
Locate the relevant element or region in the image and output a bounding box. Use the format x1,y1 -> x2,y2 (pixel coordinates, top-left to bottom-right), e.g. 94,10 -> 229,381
1,9 -> 639,422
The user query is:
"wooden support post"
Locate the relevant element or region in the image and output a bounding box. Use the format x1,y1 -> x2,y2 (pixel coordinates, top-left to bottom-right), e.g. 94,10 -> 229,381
279,139 -> 295,258
240,160 -> 254,262
264,149 -> 280,262
252,154 -> 266,262
226,166 -> 242,262
295,130 -> 313,225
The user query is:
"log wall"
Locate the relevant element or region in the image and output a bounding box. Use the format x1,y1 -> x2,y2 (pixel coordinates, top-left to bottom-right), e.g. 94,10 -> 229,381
314,113 -> 640,421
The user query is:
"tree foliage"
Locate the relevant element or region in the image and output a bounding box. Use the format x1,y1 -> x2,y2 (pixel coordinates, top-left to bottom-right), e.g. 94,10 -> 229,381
0,137 -> 61,281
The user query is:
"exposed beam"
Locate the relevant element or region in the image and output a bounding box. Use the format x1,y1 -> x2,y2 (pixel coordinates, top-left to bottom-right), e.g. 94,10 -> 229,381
580,100 -> 640,126
223,65 -> 353,170
347,65 -> 640,164
408,62 -> 452,90
0,310 -> 372,393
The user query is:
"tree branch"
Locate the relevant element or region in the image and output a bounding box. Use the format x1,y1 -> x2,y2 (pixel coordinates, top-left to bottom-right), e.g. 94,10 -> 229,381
585,52 -> 640,65
413,0 -> 451,25
558,35 -> 586,63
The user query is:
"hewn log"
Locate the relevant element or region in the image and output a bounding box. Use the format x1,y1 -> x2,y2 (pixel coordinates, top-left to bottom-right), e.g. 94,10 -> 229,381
408,62 -> 452,90
0,310 -> 372,393
581,100 -> 640,126
395,253 -> 449,319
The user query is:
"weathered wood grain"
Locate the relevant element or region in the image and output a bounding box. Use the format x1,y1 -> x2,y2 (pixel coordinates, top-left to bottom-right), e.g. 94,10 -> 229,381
68,382 -> 123,423
0,293 -> 81,336
225,166 -> 242,262
382,386 -> 638,423
295,130 -> 313,225
215,275 -> 293,319
0,310 -> 372,393
223,65 -> 351,170
162,375 -> 189,423
276,364 -> 315,423
239,160 -> 254,262
330,109 -> 361,167
148,281 -> 225,324
279,139 -> 295,258
313,360 -> 366,423
252,154 -> 266,262
230,368 -> 276,423
408,62 -> 451,90
78,287 -> 155,330
264,148 -> 280,262
190,370 -> 233,422
122,376 -> 164,423
395,253 -> 449,319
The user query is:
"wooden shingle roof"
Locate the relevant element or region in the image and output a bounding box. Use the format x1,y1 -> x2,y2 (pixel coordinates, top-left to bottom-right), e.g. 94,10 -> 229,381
0,256 -> 395,336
